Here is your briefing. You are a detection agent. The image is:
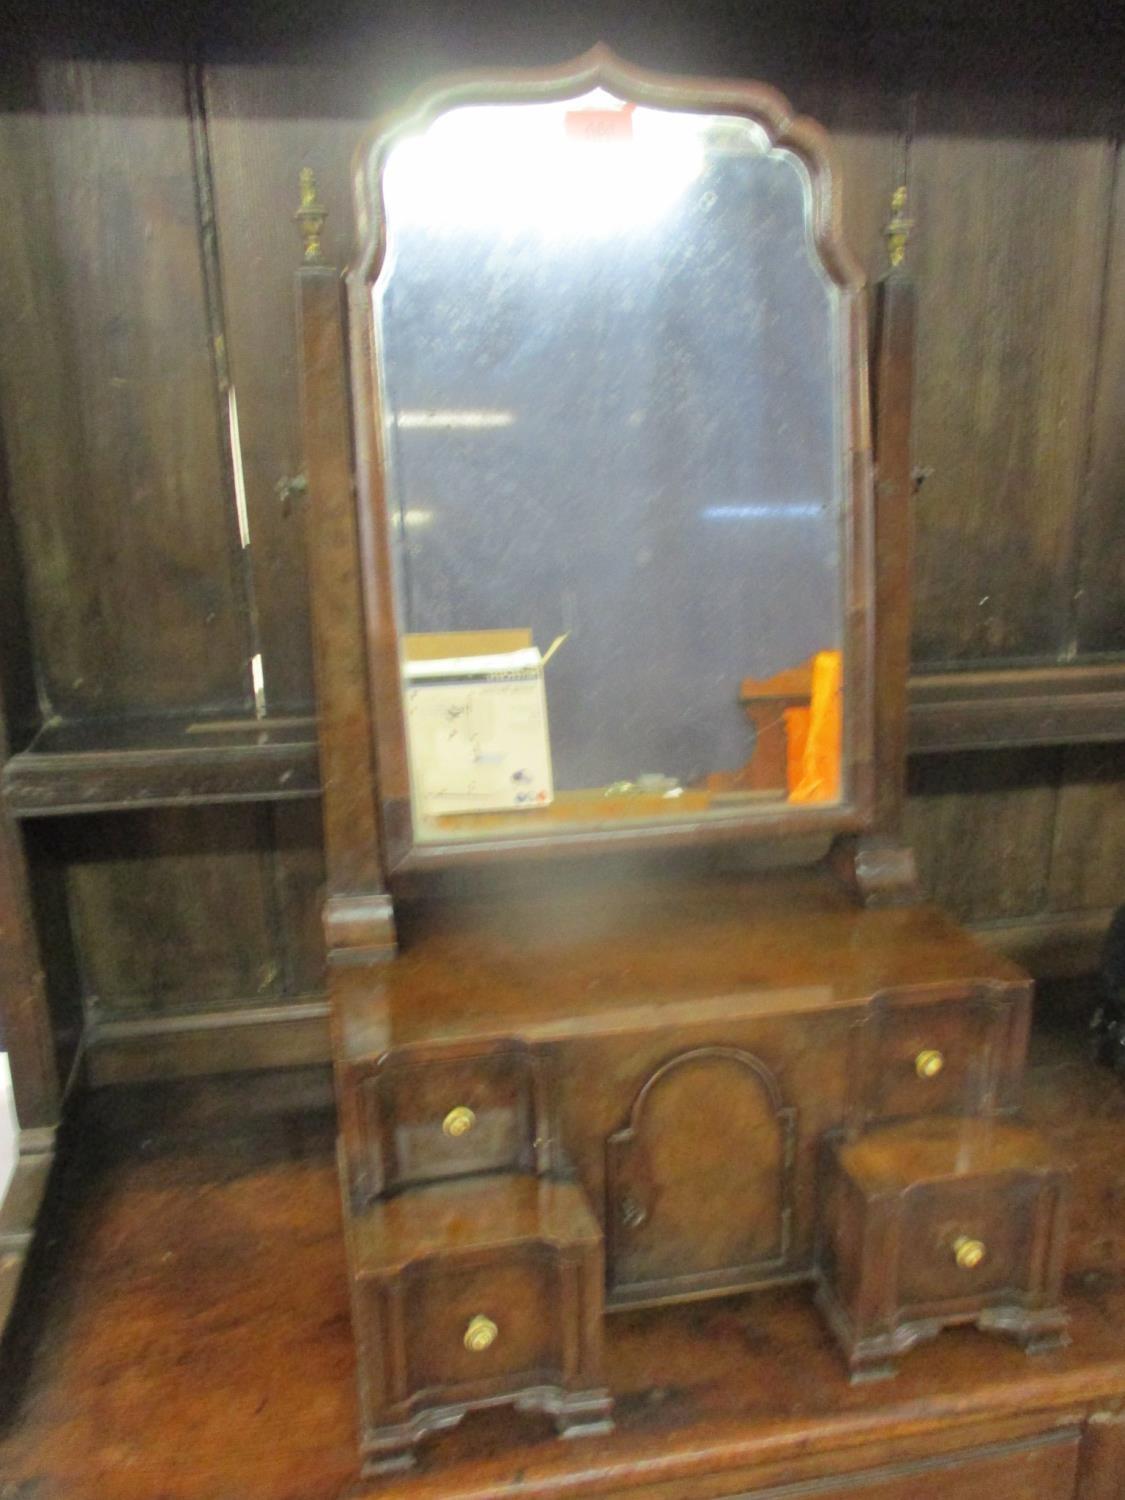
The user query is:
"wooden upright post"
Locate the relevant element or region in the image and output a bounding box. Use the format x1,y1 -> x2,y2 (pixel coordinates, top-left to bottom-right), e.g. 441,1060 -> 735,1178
870,186 -> 917,839
829,186 -> 921,907
295,170 -> 395,963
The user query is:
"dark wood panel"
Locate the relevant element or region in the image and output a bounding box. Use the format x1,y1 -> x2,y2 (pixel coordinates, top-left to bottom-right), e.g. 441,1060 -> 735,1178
63,806 -> 283,1019
1047,745 -> 1125,914
905,749 -> 1060,923
0,57 -> 86,738
909,126 -> 1113,665
264,798 -> 327,997
203,64 -> 377,712
0,394 -> 39,759
981,908 -> 1114,982
1075,147 -> 1125,655
9,59 -> 251,717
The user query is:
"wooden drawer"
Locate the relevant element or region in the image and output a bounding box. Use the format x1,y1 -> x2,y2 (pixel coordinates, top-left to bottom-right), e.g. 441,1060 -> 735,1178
847,983 -> 1030,1130
898,1172 -> 1043,1309
816,1117 -> 1070,1381
729,1428 -> 1081,1500
404,1246 -> 559,1394
345,1040 -> 551,1198
350,1174 -> 611,1473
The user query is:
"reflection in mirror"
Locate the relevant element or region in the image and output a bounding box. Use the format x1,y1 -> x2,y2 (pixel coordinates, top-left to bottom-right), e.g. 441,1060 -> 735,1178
372,92 -> 849,844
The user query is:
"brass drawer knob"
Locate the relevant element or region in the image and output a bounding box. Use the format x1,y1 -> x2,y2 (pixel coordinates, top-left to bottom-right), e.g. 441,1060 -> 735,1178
442,1106 -> 476,1138
915,1048 -> 945,1080
953,1235 -> 986,1270
464,1314 -> 498,1353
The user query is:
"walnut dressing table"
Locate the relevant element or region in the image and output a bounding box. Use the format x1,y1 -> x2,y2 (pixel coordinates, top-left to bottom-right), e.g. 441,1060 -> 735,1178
295,47 -> 1068,1478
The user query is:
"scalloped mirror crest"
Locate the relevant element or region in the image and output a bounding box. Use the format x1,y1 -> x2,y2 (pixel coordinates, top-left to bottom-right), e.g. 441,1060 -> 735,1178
352,46 -> 862,292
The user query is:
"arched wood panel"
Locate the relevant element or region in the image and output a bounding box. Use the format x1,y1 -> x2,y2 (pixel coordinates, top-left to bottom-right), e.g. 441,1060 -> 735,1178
606,1046 -> 796,1307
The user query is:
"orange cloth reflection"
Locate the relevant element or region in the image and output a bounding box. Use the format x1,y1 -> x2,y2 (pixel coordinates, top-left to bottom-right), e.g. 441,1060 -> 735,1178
786,650 -> 842,804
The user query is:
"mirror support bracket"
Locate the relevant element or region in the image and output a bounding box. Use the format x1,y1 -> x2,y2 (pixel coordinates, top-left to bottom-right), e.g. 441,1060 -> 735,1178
829,191 -> 920,908
296,177 -> 398,957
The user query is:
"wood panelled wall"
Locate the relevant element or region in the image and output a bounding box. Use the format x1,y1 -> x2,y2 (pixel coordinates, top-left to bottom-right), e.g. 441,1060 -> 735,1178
0,7 -> 1122,1080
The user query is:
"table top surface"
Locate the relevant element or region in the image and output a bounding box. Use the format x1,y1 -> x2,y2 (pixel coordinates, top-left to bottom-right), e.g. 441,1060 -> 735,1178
338,867 -> 1029,1053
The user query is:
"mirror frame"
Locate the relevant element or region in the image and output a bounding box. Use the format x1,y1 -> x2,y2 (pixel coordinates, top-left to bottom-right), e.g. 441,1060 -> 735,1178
347,44 -> 876,873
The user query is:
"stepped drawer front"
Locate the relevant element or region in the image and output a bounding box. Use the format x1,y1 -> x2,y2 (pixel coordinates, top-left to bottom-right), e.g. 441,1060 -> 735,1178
350,1176 -> 611,1472
898,1175 -> 1041,1308
404,1249 -> 561,1395
849,987 -> 1029,1129
816,1118 -> 1070,1383
356,1045 -> 545,1194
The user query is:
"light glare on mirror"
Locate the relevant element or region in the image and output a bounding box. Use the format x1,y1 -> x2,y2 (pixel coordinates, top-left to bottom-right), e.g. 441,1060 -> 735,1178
384,93 -> 711,235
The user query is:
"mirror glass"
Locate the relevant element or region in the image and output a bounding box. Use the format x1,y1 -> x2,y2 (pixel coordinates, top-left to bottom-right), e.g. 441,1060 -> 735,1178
372,92 -> 850,845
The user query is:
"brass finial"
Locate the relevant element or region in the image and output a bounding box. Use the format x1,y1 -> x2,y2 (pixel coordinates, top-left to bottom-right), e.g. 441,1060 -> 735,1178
296,167 -> 327,264
885,184 -> 914,271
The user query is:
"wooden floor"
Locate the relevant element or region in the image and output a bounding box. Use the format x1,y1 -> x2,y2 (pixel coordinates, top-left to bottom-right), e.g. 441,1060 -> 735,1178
1,1011 -> 1123,1500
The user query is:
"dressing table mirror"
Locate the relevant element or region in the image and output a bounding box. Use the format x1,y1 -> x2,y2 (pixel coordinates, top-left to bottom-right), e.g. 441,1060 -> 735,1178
357,79 -> 871,862
296,47 -> 1068,1479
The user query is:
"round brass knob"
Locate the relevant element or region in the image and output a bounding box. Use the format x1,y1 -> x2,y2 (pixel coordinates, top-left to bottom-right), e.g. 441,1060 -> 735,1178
953,1235 -> 986,1271
915,1048 -> 945,1080
464,1314 -> 498,1353
442,1106 -> 476,1139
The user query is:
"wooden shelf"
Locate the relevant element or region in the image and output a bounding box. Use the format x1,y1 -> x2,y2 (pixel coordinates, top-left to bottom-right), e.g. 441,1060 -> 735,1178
908,663 -> 1125,754
1,713 -> 320,817
2,666 -> 1122,819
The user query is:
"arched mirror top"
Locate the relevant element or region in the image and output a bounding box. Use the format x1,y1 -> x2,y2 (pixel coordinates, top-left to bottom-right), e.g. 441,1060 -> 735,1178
352,45 -> 864,292
347,47 -> 876,870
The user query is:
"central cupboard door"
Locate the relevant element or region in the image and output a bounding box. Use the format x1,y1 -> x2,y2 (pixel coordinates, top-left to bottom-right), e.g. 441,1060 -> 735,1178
606,1046 -> 796,1306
